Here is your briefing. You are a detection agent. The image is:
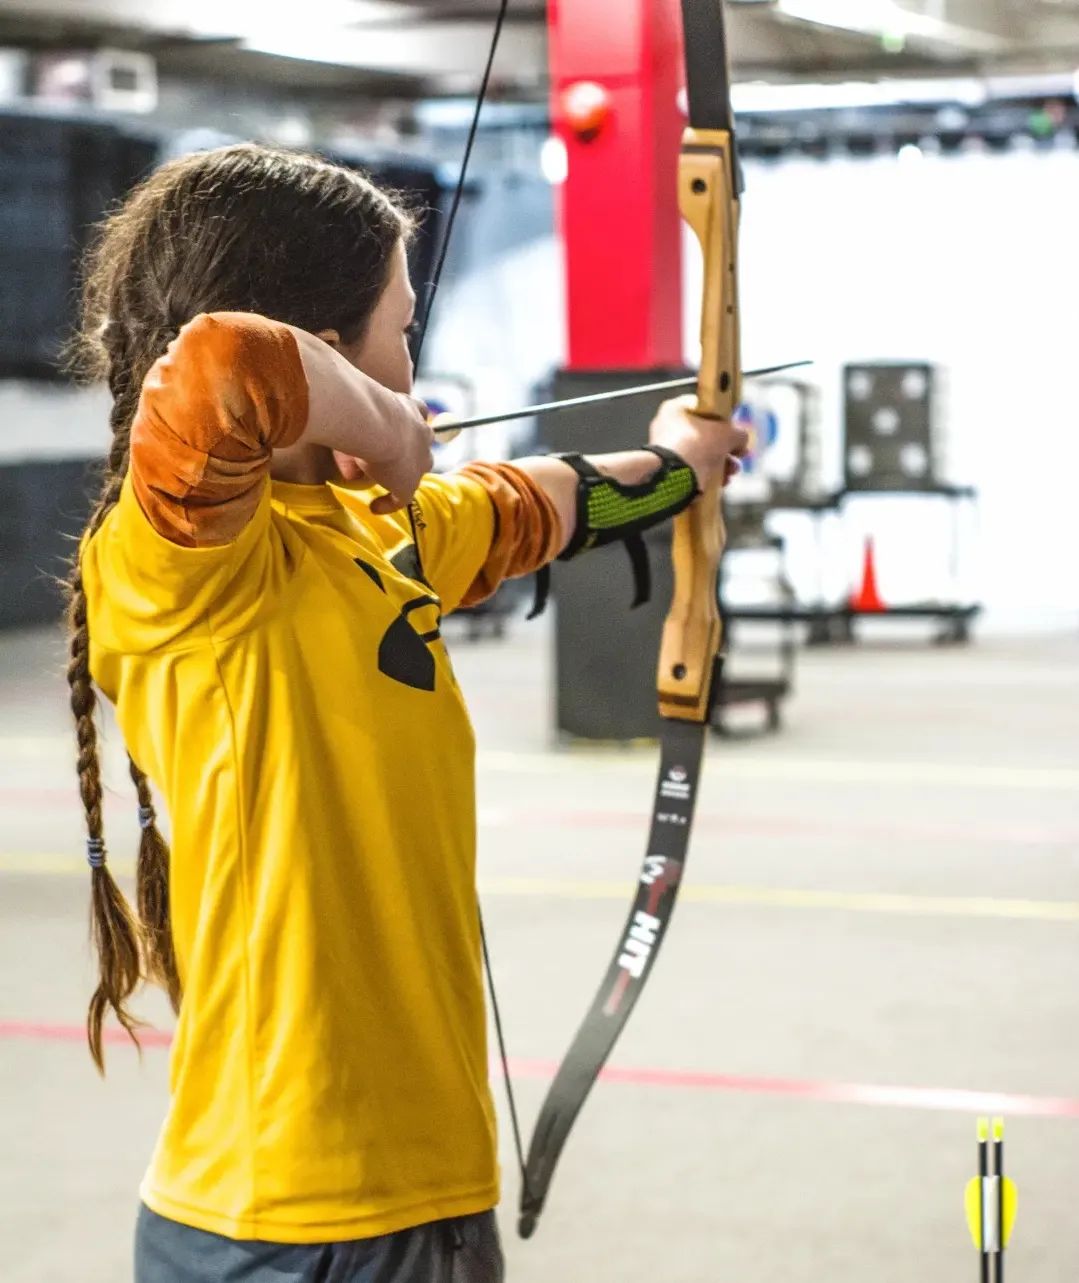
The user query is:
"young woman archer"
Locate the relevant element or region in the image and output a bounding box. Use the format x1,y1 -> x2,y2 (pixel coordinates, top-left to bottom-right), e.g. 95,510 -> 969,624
66,142 -> 747,1283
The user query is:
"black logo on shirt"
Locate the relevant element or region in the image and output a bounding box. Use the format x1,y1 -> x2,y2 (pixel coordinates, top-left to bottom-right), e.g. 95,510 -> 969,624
389,543 -> 430,589
355,556 -> 442,693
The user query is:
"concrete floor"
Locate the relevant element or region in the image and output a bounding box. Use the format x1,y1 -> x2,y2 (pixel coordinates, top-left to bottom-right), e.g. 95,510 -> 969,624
1,618 -> 1077,1282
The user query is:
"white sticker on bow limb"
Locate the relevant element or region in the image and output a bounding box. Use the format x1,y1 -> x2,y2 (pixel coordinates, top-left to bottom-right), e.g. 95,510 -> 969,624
617,911 -> 661,979
660,765 -> 691,802
657,811 -> 688,826
641,856 -> 667,885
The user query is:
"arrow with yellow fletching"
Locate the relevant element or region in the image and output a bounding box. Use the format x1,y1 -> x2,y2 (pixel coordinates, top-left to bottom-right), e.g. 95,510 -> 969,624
965,1117 -> 1018,1281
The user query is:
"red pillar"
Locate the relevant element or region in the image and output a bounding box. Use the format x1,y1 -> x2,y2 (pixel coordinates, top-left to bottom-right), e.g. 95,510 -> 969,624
547,0 -> 685,372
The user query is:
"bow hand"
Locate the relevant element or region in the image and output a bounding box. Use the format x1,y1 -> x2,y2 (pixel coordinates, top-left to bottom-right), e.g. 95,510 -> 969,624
647,395 -> 748,494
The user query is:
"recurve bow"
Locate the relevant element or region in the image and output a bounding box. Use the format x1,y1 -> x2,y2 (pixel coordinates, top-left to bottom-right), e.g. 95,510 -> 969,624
513,0 -> 743,1238
413,0 -> 743,1244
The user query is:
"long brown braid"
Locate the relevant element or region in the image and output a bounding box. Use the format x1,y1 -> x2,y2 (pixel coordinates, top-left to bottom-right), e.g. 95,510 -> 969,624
65,143 -> 414,1070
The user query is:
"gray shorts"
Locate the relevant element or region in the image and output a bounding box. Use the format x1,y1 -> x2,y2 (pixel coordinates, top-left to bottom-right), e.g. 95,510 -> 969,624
134,1204 -> 505,1283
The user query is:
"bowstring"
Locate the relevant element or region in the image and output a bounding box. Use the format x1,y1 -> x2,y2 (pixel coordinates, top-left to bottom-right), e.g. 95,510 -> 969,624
482,912 -> 528,1193
410,0 -> 528,1194
410,0 -> 511,370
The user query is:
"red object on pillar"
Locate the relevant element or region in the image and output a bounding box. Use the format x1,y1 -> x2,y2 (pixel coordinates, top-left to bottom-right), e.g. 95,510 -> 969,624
560,81 -> 612,141
547,0 -> 685,371
851,538 -> 886,612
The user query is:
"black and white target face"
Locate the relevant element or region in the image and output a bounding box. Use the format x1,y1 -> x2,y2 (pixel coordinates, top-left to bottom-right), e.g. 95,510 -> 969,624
843,363 -> 935,490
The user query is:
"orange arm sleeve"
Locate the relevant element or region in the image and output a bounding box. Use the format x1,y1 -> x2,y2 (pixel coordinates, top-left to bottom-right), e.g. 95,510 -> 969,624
457,462 -> 563,607
129,313 -> 309,548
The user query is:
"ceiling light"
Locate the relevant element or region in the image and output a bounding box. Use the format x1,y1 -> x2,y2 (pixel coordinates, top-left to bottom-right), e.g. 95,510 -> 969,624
239,1 -> 422,59
778,0 -> 905,36
731,78 -> 987,113
188,0 -> 405,38
776,0 -> 1005,53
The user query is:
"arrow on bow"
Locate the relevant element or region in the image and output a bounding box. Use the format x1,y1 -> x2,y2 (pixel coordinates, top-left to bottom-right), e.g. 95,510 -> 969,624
431,361 -> 810,439
415,0 -> 743,1244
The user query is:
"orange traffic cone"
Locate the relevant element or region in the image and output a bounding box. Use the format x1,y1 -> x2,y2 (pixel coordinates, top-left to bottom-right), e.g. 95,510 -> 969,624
851,537 -> 886,612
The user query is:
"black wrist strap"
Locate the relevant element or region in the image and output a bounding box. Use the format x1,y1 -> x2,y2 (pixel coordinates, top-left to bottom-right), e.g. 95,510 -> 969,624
528,445 -> 699,618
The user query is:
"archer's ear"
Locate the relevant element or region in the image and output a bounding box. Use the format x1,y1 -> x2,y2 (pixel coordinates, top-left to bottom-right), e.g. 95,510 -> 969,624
315,328 -> 342,347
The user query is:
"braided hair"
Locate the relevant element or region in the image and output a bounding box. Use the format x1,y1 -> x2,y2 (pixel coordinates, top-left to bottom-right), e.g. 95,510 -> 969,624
66,143 -> 413,1070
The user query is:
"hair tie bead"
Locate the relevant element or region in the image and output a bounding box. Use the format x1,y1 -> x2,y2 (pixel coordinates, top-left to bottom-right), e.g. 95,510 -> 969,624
137,806 -> 155,831
86,837 -> 106,870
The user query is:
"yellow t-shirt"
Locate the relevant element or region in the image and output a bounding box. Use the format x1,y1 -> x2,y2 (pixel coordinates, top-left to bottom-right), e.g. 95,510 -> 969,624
79,354 -> 549,1241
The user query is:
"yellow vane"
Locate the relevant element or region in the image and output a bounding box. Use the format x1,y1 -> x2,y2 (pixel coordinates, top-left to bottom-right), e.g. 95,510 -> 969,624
965,1116 -> 1018,1256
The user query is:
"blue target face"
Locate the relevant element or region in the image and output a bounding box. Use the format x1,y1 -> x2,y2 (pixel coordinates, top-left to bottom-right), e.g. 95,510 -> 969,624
764,409 -> 779,449
733,402 -> 779,473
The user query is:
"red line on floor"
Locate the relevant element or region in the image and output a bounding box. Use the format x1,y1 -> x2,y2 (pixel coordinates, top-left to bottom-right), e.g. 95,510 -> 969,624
3,1021 -> 1076,1119
0,1020 -> 172,1048
496,1058 -> 1079,1119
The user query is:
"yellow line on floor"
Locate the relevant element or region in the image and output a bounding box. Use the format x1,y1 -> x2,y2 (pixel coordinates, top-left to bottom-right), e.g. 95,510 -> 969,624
2,738 -> 1077,791
0,853 -> 134,876
4,855 -> 1076,922
478,877 -> 1079,922
478,750 -> 1079,793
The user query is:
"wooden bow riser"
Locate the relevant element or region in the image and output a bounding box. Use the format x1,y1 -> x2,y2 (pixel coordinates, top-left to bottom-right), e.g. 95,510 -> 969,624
658,126 -> 742,722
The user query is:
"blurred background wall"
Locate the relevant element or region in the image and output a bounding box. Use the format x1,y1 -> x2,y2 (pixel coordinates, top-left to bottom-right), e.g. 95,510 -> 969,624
1,0 -> 1078,637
